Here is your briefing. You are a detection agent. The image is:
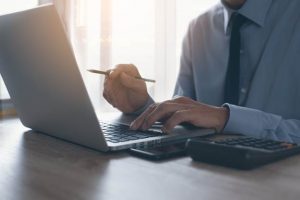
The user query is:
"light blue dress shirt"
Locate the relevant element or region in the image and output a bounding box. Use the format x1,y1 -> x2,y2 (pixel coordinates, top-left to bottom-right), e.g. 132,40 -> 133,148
140,0 -> 300,143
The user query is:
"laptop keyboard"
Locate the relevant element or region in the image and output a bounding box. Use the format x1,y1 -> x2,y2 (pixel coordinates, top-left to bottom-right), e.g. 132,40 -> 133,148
100,121 -> 164,143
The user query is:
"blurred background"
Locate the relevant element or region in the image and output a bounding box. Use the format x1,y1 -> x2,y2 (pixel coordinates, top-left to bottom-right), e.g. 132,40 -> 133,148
0,0 -> 218,117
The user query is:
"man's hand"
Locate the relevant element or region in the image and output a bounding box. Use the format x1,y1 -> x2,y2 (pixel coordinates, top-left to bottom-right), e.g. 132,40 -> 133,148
130,97 -> 229,133
103,64 -> 150,113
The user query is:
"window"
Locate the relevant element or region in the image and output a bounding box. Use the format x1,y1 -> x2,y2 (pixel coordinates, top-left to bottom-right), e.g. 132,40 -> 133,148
0,0 -> 38,100
0,0 -> 38,117
1,0 -> 219,114
65,0 -> 219,113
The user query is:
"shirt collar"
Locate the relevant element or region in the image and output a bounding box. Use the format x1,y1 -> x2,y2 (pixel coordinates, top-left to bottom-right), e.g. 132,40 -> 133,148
222,0 -> 273,34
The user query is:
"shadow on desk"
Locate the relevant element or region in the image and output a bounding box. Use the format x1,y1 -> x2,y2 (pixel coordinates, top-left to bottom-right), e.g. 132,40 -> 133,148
5,130 -> 129,199
22,130 -> 128,158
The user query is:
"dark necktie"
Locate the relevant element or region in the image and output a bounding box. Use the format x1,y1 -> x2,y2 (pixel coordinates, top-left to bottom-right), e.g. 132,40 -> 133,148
224,13 -> 246,105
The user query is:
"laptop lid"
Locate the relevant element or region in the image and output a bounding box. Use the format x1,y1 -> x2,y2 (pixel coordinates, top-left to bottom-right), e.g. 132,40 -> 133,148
0,5 -> 109,151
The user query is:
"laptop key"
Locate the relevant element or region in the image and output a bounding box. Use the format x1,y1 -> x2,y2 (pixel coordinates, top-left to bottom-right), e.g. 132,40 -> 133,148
100,121 -> 164,143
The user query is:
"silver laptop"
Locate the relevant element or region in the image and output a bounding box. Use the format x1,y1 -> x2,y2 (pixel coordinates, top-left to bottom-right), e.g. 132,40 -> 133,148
0,4 -> 213,151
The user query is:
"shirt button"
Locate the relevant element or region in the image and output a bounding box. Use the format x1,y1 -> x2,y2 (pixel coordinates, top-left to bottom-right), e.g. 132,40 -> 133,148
241,88 -> 247,93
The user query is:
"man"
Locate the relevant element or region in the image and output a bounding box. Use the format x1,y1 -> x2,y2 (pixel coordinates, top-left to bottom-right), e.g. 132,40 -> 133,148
103,0 -> 300,143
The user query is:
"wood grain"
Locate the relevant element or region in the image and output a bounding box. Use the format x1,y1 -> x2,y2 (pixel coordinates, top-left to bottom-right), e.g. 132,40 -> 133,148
1,116 -> 300,200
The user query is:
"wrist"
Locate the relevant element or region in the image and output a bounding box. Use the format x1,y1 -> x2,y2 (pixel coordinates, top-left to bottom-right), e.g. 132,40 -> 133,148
215,107 -> 229,133
132,96 -> 154,115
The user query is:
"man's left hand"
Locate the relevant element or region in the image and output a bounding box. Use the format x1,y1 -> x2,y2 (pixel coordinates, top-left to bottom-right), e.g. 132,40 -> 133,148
130,97 -> 229,133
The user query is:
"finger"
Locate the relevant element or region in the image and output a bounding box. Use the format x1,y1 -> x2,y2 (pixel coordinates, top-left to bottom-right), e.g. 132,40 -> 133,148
109,64 -> 138,80
103,75 -> 110,89
104,69 -> 112,80
130,103 -> 157,130
103,89 -> 116,107
120,72 -> 146,91
173,96 -> 199,105
162,110 -> 192,133
141,102 -> 190,130
103,79 -> 111,103
108,65 -> 125,80
103,91 -> 113,106
103,80 -> 118,107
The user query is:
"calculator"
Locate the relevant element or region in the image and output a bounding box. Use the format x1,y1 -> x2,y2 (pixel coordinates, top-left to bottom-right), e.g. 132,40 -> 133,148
186,134 -> 300,169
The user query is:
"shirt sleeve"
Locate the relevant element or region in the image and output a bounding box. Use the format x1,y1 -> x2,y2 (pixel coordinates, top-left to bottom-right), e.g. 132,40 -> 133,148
223,103 -> 300,143
173,21 -> 196,99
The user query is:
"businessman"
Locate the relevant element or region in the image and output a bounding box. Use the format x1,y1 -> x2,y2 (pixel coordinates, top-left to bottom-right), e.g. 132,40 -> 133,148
103,0 -> 300,143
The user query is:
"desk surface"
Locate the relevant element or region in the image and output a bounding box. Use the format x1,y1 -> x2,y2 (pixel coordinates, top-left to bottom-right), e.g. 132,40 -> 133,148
1,116 -> 300,200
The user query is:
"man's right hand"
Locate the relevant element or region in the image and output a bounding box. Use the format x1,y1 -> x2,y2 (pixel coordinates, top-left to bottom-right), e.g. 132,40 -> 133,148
103,64 -> 150,113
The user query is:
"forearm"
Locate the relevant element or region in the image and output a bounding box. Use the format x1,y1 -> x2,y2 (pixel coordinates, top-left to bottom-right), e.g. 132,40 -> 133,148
223,104 -> 300,143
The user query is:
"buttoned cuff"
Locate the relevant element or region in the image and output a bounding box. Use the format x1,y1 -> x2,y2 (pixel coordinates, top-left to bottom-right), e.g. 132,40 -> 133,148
132,96 -> 155,115
222,103 -> 282,138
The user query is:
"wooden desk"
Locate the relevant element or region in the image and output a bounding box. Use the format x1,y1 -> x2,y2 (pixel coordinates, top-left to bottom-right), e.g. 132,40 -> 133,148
1,117 -> 300,200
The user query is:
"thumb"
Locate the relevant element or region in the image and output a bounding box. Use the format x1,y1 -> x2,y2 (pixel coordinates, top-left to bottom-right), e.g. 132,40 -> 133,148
120,72 -> 145,91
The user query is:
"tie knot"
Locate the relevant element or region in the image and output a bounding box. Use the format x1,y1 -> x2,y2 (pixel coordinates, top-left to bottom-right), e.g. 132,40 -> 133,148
231,13 -> 246,30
